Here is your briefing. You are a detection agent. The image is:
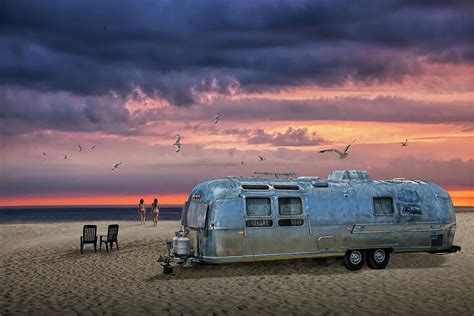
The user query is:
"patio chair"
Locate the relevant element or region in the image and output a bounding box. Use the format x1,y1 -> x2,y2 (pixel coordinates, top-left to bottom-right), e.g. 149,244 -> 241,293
80,225 -> 97,254
100,224 -> 119,253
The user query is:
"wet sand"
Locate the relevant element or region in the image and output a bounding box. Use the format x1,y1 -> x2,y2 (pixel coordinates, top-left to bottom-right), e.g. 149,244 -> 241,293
1,214 -> 473,315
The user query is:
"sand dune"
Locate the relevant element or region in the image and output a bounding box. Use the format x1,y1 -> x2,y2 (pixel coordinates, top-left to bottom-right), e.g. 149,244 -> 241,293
1,214 -> 473,315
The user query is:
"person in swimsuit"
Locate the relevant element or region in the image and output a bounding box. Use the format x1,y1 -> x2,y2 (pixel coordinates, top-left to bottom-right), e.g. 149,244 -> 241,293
138,198 -> 146,224
151,198 -> 160,227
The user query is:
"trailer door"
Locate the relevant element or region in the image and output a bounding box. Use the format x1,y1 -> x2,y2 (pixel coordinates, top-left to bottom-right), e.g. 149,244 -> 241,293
272,196 -> 311,254
243,197 -> 277,255
243,196 -> 310,256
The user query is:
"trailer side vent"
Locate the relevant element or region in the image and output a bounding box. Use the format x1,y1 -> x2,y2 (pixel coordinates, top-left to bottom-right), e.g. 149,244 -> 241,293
242,184 -> 270,190
278,219 -> 304,226
273,184 -> 300,190
246,219 -> 273,227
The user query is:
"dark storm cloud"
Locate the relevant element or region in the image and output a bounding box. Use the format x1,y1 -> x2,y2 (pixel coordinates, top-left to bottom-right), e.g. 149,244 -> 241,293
2,90 -> 472,136
0,0 -> 472,106
0,87 -> 132,135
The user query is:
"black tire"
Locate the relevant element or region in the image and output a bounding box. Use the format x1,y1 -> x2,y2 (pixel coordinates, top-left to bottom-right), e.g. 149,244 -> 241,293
343,249 -> 365,271
366,249 -> 390,269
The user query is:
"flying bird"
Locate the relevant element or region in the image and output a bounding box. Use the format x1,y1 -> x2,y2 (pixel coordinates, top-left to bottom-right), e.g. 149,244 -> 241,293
111,162 -> 122,170
90,145 -> 96,150
401,139 -> 408,147
173,134 -> 182,152
77,144 -> 82,152
319,139 -> 356,159
241,160 -> 244,165
63,154 -> 68,160
42,152 -> 47,156
213,112 -> 221,124
258,155 -> 265,161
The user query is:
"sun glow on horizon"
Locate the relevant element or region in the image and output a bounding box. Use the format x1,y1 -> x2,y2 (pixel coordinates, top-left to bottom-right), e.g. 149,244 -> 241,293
1,189 -> 472,207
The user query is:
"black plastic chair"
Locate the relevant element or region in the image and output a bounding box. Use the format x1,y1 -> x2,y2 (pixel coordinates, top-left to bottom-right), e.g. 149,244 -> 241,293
80,225 -> 97,254
100,224 -> 119,253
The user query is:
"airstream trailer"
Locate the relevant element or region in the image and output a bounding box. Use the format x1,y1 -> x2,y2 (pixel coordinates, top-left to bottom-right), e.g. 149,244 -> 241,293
159,170 -> 460,273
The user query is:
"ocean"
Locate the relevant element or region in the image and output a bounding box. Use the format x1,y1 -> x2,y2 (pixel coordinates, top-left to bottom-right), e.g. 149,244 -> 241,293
0,205 -> 471,224
0,205 -> 183,223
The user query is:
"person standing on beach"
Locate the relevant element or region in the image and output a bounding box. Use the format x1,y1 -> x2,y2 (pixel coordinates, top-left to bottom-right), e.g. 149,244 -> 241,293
138,198 -> 146,224
151,198 -> 160,227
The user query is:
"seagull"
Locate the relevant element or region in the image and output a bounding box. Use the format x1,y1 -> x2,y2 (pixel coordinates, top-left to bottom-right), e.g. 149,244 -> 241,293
63,154 -> 68,160
258,155 -> 265,161
77,144 -> 82,152
42,152 -> 47,156
111,162 -> 122,170
90,145 -> 96,150
173,134 -> 182,152
319,139 -> 356,159
213,112 -> 221,124
400,139 -> 408,147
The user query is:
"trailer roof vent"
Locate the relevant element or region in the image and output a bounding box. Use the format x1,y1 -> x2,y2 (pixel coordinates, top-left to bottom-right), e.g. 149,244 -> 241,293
328,170 -> 372,181
311,180 -> 329,187
241,184 -> 270,190
273,184 -> 300,190
298,176 -> 320,180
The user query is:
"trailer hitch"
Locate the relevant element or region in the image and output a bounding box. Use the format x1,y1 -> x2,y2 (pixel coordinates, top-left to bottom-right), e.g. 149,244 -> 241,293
429,245 -> 461,254
450,245 -> 461,253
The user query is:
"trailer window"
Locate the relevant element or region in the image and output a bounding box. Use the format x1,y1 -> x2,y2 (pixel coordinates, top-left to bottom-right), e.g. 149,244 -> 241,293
278,197 -> 303,216
246,198 -> 271,216
398,190 -> 419,203
242,184 -> 270,190
373,197 -> 394,215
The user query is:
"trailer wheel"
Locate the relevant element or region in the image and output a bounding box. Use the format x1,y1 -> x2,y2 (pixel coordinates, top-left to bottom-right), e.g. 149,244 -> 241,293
367,249 -> 390,269
343,249 -> 365,271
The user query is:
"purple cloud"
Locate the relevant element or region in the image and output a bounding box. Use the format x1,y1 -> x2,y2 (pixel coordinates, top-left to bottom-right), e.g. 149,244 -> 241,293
248,127 -> 326,146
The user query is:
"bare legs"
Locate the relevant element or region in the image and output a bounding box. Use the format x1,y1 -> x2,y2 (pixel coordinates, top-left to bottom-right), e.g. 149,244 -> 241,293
153,213 -> 158,226
140,211 -> 146,224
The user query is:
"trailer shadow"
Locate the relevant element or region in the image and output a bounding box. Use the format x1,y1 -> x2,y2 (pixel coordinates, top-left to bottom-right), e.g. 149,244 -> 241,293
148,252 -> 449,282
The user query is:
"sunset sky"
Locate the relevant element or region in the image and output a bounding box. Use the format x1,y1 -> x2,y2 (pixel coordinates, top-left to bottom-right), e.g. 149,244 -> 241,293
0,0 -> 473,206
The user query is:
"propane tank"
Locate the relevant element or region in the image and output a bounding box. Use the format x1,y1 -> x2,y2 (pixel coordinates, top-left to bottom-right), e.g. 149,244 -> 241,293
176,237 -> 190,256
172,236 -> 179,255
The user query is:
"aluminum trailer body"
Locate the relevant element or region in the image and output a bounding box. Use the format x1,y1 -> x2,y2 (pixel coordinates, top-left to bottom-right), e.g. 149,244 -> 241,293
160,170 -> 460,272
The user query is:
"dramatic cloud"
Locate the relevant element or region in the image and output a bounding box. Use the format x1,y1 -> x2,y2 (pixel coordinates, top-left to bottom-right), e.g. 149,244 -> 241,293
0,87 -> 132,135
0,0 -> 472,205
247,127 -> 325,146
1,0 -> 472,105
369,156 -> 474,187
139,96 -> 474,125
3,89 -> 473,136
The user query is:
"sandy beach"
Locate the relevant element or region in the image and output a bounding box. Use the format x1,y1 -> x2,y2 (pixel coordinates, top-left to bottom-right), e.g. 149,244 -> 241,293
1,214 -> 473,315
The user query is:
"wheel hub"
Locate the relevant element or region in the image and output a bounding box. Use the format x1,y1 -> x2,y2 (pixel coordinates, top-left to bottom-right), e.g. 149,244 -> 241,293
373,249 -> 385,263
350,251 -> 362,264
